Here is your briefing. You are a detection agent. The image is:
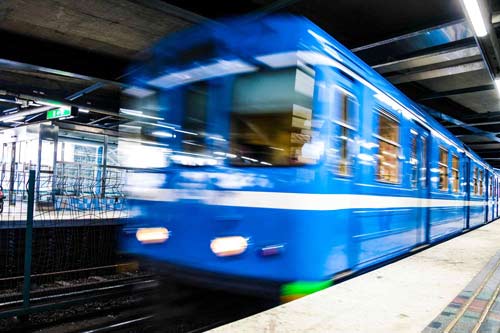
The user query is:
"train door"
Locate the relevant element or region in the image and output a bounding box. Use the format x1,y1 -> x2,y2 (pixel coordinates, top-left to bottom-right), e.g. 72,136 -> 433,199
320,67 -> 360,273
464,156 -> 471,229
487,173 -> 493,222
493,175 -> 498,220
460,152 -> 469,229
494,177 -> 497,220
408,122 -> 430,245
495,177 -> 500,218
494,174 -> 497,220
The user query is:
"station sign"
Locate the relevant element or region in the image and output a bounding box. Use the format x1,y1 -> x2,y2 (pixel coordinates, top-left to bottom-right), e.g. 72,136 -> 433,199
46,106 -> 77,120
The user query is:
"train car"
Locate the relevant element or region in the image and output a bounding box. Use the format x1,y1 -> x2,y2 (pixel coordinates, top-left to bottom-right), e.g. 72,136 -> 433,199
120,15 -> 499,301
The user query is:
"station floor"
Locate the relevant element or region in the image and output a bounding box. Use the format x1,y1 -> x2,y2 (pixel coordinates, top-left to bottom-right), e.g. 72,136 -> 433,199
211,221 -> 500,333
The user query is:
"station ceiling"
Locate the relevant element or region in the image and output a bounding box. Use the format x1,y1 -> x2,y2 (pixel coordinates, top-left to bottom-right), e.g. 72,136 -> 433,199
0,0 -> 500,165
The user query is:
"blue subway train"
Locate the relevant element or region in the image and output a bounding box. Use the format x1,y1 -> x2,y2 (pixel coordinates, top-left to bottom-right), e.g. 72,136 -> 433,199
120,15 -> 500,300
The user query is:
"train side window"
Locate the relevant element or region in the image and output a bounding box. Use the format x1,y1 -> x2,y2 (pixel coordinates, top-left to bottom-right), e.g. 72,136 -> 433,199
375,111 -> 400,183
421,137 -> 427,188
230,67 -> 316,166
451,154 -> 459,193
183,82 -> 208,153
410,133 -> 418,188
331,89 -> 357,176
489,175 -> 493,197
438,147 -> 448,191
473,167 -> 478,195
479,170 -> 484,195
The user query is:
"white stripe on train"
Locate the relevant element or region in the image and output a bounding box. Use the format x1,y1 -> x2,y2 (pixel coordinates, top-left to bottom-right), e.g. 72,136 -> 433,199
127,188 -> 491,211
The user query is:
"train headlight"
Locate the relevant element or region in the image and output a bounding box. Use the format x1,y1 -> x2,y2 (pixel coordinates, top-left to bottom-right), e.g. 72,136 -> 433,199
136,227 -> 169,244
210,236 -> 248,257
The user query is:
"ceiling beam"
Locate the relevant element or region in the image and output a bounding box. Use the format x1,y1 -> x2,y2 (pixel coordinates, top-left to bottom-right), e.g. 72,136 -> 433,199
0,105 -> 53,123
127,0 -> 210,24
88,115 -> 114,125
387,60 -> 484,84
471,150 -> 500,157
0,89 -> 120,119
493,11 -> 500,27
352,19 -> 472,52
247,0 -> 303,19
373,45 -> 481,74
0,58 -> 126,89
352,19 -> 474,66
466,142 -> 500,150
0,29 -> 130,81
446,119 -> 500,128
421,105 -> 500,144
417,84 -> 495,100
462,111 -> 500,121
65,82 -> 106,101
0,78 -> 120,113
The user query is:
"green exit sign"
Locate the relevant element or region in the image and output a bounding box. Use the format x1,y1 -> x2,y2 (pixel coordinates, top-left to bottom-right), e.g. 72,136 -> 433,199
47,107 -> 71,120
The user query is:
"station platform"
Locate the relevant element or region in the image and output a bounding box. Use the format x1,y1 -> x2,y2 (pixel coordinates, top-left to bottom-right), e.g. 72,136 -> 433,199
0,204 -> 126,227
211,221 -> 500,333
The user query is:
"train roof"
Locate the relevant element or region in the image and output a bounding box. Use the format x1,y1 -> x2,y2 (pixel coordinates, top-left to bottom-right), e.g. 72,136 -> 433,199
135,14 -> 495,172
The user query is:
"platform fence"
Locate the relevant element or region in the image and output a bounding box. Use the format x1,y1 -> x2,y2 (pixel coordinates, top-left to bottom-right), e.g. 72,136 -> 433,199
0,162 -> 130,309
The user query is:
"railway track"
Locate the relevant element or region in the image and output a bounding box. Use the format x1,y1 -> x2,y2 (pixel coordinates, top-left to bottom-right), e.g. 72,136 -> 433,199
69,279 -> 278,333
0,271 -> 157,332
0,271 -> 277,332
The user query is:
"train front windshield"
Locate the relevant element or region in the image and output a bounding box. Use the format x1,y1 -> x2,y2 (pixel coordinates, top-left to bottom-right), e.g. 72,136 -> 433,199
180,66 -> 319,167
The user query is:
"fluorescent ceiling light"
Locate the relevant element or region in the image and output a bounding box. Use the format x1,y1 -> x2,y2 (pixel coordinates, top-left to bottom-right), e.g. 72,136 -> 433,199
174,129 -> 198,136
123,86 -> 155,98
3,115 -> 24,123
120,124 -> 142,130
462,0 -> 488,37
79,108 -> 90,113
119,137 -> 170,147
495,78 -> 500,94
120,108 -> 164,120
37,100 -> 66,108
152,130 -> 174,138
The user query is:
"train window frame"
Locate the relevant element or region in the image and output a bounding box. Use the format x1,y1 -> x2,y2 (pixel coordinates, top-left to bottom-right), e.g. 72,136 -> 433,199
331,86 -> 359,177
410,131 -> 418,189
438,147 -> 449,192
182,82 -> 209,153
229,66 -> 317,167
421,136 -> 428,189
489,175 -> 493,197
451,154 -> 459,193
473,167 -> 478,195
374,110 -> 400,185
479,169 -> 484,196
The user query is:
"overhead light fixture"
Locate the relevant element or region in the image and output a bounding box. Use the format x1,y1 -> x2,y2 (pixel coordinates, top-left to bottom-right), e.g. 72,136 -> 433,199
120,108 -> 164,120
495,78 -> 500,94
462,0 -> 488,37
152,130 -> 174,138
120,124 -> 142,130
79,108 -> 90,113
123,86 -> 155,98
37,99 -> 66,108
3,115 -> 24,123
